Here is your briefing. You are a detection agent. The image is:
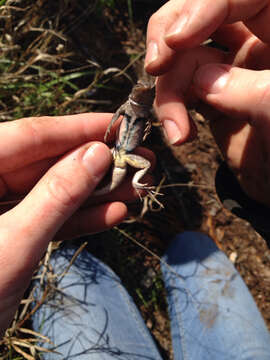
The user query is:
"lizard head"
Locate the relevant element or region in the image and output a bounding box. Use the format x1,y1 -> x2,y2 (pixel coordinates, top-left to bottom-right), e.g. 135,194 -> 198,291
130,78 -> 155,107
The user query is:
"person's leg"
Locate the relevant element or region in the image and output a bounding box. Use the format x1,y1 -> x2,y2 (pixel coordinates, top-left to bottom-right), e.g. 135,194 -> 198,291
162,231 -> 270,360
32,245 -> 162,360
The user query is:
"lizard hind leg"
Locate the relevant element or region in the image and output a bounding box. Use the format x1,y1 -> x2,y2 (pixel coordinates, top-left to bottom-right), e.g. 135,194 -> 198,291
125,153 -> 163,208
125,153 -> 153,190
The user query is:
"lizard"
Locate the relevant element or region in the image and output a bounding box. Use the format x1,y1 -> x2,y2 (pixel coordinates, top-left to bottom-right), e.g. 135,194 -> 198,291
93,76 -> 161,205
0,77 -> 162,208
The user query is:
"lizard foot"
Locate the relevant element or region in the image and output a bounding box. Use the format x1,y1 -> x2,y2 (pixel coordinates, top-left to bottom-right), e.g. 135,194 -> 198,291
135,185 -> 164,217
140,189 -> 164,217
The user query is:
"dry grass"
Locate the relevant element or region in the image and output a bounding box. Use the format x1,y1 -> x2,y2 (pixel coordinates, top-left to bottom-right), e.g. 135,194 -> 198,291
0,241 -> 91,359
0,0 -> 134,120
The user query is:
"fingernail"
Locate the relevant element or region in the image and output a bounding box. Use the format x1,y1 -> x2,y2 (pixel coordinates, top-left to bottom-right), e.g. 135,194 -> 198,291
163,119 -> 182,144
145,41 -> 159,68
165,15 -> 189,39
82,143 -> 111,180
194,64 -> 230,94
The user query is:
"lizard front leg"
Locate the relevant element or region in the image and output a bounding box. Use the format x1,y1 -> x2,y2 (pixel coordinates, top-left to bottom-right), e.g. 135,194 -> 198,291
104,104 -> 126,142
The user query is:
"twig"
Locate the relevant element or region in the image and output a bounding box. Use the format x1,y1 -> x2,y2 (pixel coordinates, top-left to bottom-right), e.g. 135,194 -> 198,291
57,241 -> 88,283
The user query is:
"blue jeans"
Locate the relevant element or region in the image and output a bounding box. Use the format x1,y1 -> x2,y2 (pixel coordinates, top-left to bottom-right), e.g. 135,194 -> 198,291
32,232 -> 270,359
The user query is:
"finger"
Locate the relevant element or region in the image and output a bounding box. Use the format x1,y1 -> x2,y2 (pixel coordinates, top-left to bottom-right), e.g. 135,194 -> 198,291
0,142 -> 112,271
1,157 -> 55,195
55,202 -> 127,240
145,0 -> 269,75
224,35 -> 270,71
0,141 -> 113,333
245,1 -> 270,43
211,23 -> 270,70
0,172 -> 154,217
193,64 -> 270,127
0,147 -> 155,198
212,22 -> 253,51
145,0 -> 181,74
164,0 -> 269,47
155,46 -> 225,145
193,64 -> 270,195
0,113 -> 115,173
155,75 -> 191,144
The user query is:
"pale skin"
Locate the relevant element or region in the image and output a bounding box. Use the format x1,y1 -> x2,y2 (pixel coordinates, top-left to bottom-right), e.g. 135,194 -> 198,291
146,0 -> 270,206
0,113 -> 155,337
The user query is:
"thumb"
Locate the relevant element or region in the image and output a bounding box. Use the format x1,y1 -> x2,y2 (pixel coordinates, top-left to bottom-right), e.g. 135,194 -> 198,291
193,64 -> 270,206
0,142 -> 112,272
0,142 -> 112,335
193,64 -> 270,130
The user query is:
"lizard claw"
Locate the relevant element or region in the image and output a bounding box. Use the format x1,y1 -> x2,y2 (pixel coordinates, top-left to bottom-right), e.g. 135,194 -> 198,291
140,189 -> 164,217
133,182 -> 156,191
135,184 -> 164,214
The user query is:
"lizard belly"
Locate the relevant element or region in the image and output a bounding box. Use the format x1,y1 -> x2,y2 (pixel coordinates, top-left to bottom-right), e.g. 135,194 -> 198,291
116,115 -> 145,153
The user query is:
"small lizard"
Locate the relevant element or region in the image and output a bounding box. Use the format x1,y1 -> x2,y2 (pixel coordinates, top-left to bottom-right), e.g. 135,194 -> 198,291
0,78 -> 161,208
94,76 -> 159,201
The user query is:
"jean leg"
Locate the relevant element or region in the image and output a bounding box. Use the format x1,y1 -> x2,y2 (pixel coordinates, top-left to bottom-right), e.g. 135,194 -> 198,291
161,231 -> 270,360
32,245 -> 162,360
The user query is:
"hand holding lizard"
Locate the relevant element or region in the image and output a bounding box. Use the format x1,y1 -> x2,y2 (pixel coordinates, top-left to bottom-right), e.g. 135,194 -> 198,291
0,113 -> 154,337
146,0 -> 270,206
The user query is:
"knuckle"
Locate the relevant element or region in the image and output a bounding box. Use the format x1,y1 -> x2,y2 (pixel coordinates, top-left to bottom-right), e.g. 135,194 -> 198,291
47,172 -> 79,211
147,16 -> 156,36
148,11 -> 166,31
17,116 -> 51,154
148,12 -> 158,28
255,76 -> 270,108
19,116 -> 50,132
148,2 -> 180,32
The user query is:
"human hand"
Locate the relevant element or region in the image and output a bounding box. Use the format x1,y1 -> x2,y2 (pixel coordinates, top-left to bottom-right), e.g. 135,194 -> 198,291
0,113 -> 154,337
146,0 -> 270,206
